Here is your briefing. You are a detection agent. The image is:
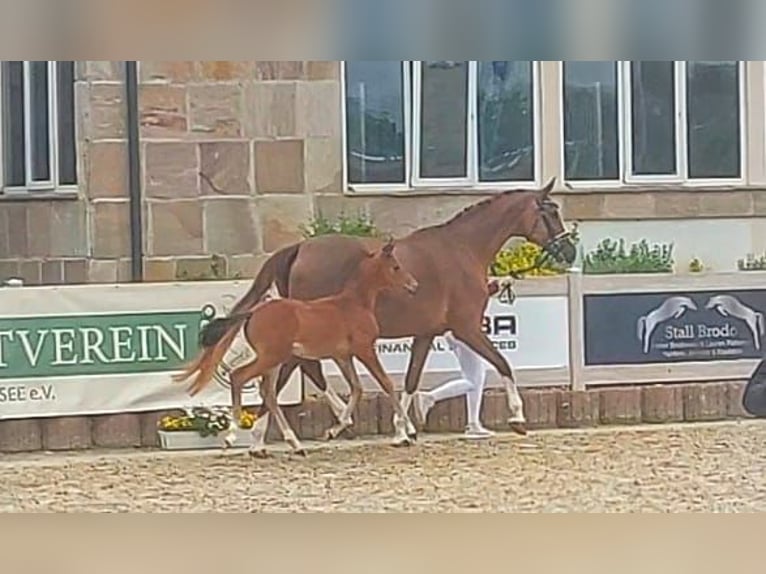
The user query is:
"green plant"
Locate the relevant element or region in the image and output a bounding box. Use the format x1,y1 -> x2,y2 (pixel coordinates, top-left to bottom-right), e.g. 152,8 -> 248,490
689,257 -> 704,273
738,252 -> 766,271
158,406 -> 257,437
300,211 -> 381,238
175,254 -> 243,281
582,238 -> 674,274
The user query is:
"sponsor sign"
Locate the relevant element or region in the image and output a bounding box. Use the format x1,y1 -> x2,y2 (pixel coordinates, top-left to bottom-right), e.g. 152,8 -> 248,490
584,289 -> 766,365
320,295 -> 570,379
0,282 -> 302,420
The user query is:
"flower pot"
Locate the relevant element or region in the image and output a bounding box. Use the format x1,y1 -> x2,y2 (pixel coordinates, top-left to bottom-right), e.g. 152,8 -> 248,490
157,428 -> 255,451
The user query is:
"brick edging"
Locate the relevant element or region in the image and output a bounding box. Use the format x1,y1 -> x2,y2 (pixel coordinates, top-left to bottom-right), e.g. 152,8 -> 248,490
0,381 -> 754,453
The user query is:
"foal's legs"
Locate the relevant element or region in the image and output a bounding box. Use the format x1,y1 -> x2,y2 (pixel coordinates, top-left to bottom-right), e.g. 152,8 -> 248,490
260,358 -> 353,430
393,335 -> 434,437
451,326 -> 526,435
356,347 -> 417,446
257,367 -> 306,457
324,357 -> 364,441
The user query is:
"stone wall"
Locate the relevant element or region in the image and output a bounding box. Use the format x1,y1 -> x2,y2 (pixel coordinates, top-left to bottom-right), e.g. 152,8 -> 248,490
0,380 -> 752,453
0,60 -> 344,286
136,61 -> 340,282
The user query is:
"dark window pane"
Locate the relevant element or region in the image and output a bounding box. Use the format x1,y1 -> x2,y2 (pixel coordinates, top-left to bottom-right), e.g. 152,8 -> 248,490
29,61 -> 51,182
477,61 -> 535,182
2,61 -> 25,187
344,61 -> 406,185
687,61 -> 740,179
563,61 -> 619,181
419,61 -> 468,179
56,61 -> 77,185
630,61 -> 677,176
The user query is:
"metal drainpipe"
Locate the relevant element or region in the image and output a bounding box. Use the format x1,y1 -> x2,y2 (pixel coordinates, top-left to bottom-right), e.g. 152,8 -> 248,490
125,61 -> 143,281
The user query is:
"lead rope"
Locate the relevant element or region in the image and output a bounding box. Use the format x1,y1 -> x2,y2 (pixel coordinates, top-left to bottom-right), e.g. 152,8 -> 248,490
494,250 -> 554,306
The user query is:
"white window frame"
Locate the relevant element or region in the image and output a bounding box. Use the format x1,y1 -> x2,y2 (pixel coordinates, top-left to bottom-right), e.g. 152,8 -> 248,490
342,60 -> 541,194
340,60 -> 413,194
561,60 -> 746,189
0,60 -> 78,196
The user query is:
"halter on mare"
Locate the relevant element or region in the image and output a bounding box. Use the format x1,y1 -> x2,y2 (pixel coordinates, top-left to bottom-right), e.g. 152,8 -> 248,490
496,197 -> 576,305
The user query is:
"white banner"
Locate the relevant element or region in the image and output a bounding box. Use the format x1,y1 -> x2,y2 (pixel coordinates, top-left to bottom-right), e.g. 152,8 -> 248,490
320,295 -> 570,378
0,281 -> 302,420
0,281 -> 569,419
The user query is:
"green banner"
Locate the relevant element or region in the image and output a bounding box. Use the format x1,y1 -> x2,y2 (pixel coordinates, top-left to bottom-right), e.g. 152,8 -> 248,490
0,305 -> 216,379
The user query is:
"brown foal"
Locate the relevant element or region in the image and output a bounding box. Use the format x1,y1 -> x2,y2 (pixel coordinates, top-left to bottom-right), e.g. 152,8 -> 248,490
172,238 -> 419,457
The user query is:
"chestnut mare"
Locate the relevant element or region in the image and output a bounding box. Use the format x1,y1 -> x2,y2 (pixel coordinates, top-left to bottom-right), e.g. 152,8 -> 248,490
172,238 -> 420,456
199,177 -> 577,446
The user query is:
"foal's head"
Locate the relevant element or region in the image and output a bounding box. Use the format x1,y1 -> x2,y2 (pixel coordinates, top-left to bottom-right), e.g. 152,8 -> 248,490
362,238 -> 419,296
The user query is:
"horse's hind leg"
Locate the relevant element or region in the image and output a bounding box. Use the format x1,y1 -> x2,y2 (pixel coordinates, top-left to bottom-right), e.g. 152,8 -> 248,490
324,357 -> 363,441
259,367 -> 306,457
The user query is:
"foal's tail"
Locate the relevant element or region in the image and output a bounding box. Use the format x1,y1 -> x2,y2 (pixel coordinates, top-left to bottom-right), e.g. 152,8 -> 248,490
198,242 -> 300,348
171,311 -> 252,396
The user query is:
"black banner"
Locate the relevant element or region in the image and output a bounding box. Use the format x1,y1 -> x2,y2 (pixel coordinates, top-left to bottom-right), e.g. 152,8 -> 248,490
584,289 -> 766,365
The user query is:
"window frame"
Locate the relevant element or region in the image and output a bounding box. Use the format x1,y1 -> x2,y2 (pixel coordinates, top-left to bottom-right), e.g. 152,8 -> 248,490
0,60 -> 79,197
560,60 -> 746,189
341,60 -> 542,194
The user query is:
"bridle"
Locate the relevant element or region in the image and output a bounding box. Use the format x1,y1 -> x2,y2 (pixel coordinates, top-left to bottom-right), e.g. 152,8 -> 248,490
504,198 -> 573,280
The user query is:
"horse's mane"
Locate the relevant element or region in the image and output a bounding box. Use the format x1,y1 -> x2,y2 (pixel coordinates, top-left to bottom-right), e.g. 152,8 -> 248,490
412,188 -> 526,235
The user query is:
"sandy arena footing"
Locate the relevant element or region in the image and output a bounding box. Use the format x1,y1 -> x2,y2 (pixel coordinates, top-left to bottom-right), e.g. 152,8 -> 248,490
1,419 -> 765,512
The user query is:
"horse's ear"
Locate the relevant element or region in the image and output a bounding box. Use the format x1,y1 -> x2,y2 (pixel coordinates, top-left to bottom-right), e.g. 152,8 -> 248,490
538,176 -> 556,200
382,236 -> 395,257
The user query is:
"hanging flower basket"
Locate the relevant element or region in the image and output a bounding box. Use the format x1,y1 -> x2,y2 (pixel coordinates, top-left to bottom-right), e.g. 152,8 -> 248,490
156,406 -> 258,451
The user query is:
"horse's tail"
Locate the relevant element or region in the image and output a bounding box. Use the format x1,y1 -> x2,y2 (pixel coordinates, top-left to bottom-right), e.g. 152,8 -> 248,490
171,311 -> 252,396
198,242 -> 301,348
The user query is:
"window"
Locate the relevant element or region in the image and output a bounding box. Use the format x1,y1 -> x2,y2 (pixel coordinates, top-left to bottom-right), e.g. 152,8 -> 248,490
1,61 -> 78,194
343,60 -> 539,190
562,60 -> 743,184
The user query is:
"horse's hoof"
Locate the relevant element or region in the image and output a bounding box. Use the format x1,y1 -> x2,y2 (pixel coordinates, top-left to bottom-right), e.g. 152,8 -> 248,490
392,437 -> 413,448
293,449 -> 308,457
323,429 -> 338,441
508,421 -> 528,436
248,449 -> 268,459
407,431 -> 418,442
339,427 -> 357,440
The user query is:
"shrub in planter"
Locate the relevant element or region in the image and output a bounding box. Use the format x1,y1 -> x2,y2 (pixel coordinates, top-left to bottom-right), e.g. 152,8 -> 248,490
582,238 -> 674,274
300,211 -> 381,238
158,406 -> 257,438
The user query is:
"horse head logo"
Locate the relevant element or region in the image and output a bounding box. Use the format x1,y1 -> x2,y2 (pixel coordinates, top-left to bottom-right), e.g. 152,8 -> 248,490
636,296 -> 698,354
705,295 -> 765,350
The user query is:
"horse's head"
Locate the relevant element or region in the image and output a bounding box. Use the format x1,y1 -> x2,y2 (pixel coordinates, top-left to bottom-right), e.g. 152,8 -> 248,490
518,177 -> 577,266
368,237 -> 419,295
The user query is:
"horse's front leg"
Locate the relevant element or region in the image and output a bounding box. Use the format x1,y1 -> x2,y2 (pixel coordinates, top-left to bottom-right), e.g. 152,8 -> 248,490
356,347 -> 417,447
452,326 -> 527,435
394,335 -> 434,440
